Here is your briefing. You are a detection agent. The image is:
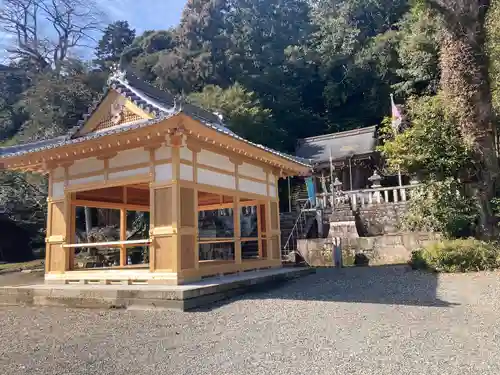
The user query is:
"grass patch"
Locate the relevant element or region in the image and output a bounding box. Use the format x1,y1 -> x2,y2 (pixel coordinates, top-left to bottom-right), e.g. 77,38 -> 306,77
0,259 -> 45,272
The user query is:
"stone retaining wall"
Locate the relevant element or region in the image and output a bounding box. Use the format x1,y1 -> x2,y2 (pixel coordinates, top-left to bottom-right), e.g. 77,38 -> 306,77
297,232 -> 441,267
356,203 -> 409,236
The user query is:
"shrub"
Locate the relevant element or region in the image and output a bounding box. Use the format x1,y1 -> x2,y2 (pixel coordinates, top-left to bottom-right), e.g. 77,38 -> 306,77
410,239 -> 500,273
402,178 -> 479,238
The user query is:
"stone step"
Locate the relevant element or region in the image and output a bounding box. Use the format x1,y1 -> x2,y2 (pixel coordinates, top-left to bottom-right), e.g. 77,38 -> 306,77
0,268 -> 315,311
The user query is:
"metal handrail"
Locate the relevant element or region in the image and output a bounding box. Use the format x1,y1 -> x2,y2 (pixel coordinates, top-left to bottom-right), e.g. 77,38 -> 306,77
282,199 -> 311,253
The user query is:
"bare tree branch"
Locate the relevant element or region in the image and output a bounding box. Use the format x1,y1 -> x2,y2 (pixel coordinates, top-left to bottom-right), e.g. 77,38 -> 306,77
0,0 -> 104,73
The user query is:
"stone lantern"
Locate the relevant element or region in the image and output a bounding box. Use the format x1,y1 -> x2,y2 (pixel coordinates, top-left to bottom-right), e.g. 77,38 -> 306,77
368,171 -> 382,188
332,177 -> 343,191
368,171 -> 383,203
331,177 -> 344,205
410,174 -> 420,185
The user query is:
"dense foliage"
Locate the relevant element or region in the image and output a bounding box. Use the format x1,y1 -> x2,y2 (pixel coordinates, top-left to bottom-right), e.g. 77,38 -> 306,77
402,179 -> 479,238
410,239 -> 500,272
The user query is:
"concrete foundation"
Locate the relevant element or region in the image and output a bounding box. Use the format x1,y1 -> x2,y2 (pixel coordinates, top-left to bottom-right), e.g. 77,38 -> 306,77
0,267 -> 314,311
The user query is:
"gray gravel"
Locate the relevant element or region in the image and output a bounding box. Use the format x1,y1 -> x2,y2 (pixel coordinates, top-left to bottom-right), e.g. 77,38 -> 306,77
1,266 -> 500,375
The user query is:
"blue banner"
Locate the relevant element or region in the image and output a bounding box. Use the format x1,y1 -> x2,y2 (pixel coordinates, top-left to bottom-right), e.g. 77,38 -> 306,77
305,177 -> 316,207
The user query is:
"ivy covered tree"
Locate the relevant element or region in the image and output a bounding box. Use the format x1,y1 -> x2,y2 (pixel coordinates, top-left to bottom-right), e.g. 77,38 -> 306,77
423,0 -> 500,238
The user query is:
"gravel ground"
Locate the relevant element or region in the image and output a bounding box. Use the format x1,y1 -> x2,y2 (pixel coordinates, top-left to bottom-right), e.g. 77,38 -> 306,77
1,266 -> 500,375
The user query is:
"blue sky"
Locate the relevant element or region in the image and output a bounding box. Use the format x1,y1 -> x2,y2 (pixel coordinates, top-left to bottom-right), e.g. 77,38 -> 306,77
0,0 -> 186,62
100,0 -> 186,33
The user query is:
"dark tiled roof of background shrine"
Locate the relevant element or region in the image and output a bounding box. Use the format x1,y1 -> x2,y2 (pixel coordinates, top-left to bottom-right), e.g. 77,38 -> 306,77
295,126 -> 378,165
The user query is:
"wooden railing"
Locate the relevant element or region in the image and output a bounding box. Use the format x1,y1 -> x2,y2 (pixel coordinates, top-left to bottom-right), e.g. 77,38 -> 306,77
63,239 -> 151,269
298,184 -> 421,210
62,239 -> 151,248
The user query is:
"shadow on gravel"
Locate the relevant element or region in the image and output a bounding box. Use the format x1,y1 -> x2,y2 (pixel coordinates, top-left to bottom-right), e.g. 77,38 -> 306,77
192,265 -> 457,312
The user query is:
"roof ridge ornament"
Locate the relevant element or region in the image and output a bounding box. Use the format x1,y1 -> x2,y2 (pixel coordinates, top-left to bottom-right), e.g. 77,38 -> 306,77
108,63 -> 128,85
213,111 -> 224,122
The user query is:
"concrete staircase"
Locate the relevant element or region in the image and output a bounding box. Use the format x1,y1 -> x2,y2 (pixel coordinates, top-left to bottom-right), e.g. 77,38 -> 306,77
328,202 -> 360,238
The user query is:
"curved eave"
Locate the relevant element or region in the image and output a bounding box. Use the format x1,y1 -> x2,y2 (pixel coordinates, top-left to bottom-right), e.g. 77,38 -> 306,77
179,114 -> 311,176
0,115 -> 311,176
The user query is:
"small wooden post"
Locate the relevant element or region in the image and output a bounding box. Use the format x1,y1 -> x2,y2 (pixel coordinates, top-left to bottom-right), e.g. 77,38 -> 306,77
120,208 -> 127,266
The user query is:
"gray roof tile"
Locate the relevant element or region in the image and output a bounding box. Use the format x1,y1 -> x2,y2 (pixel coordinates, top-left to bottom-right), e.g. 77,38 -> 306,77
296,126 -> 377,164
0,70 -> 311,168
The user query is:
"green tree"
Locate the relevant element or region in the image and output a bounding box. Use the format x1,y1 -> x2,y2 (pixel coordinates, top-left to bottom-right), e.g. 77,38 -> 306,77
188,84 -> 284,148
154,0 -> 230,93
487,0 -> 500,117
224,0 -> 326,149
310,0 -> 410,131
122,30 -> 177,82
379,94 -> 474,179
95,21 -> 136,70
378,94 -> 479,238
423,0 -> 500,238
393,6 -> 441,96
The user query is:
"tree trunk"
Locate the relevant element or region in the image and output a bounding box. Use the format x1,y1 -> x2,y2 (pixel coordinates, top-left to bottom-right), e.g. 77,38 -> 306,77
84,207 -> 92,242
433,0 -> 500,238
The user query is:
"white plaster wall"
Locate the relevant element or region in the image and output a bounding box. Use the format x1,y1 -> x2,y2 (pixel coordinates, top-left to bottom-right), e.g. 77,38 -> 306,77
109,148 -> 150,168
239,162 -> 266,180
269,183 -> 278,198
155,163 -> 172,182
198,168 -> 235,190
180,147 -> 193,162
239,178 -> 267,196
109,167 -> 149,180
68,174 -> 104,186
198,149 -> 234,172
52,181 -> 65,199
269,173 -> 276,185
53,167 -> 65,180
155,144 -> 172,161
68,157 -> 104,176
180,163 -> 194,181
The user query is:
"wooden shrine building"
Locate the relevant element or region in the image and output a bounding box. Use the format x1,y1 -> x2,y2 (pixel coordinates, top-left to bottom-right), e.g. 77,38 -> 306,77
0,70 -> 310,285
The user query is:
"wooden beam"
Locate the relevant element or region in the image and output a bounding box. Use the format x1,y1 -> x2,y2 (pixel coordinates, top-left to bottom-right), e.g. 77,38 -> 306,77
62,239 -> 150,248
197,200 -> 258,212
71,199 -> 149,212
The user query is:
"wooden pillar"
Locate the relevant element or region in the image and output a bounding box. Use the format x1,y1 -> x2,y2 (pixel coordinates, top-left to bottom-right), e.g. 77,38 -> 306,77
119,187 -> 127,266
269,200 -> 280,261
149,184 -> 175,272
265,201 -> 273,260
68,202 -> 76,271
46,197 -> 70,274
178,185 -> 196,272
119,208 -> 127,266
234,196 -> 242,264
257,201 -> 263,258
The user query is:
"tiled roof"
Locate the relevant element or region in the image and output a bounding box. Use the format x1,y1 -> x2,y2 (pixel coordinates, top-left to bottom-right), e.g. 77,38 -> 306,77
296,126 -> 378,164
0,69 -> 311,168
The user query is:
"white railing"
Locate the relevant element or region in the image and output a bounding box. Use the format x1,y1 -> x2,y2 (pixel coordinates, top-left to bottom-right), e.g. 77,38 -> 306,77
298,184 -> 421,210
347,184 -> 420,209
